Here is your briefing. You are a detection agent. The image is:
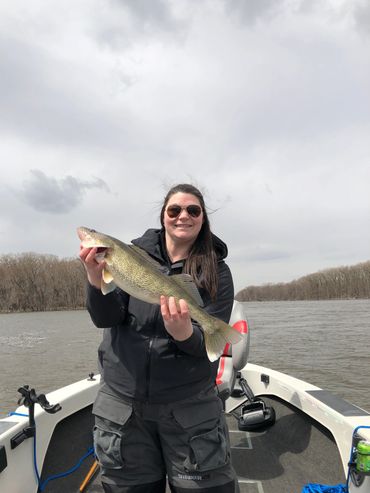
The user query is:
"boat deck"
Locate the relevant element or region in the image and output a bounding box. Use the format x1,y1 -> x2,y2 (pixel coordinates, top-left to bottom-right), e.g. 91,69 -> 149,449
229,397 -> 345,492
40,396 -> 346,493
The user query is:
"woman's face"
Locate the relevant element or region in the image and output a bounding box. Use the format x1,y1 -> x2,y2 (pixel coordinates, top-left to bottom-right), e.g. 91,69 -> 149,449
163,192 -> 204,246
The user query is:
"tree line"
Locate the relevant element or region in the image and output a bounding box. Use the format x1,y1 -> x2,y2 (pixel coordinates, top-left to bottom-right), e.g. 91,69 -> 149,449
1,253 -> 369,313
236,260 -> 370,302
0,253 -> 87,313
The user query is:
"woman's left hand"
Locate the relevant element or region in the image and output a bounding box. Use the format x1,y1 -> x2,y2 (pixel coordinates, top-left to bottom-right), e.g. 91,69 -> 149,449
160,296 -> 193,341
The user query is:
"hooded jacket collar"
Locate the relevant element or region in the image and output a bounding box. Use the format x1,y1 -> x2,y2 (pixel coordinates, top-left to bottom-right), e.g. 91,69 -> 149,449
132,228 -> 229,265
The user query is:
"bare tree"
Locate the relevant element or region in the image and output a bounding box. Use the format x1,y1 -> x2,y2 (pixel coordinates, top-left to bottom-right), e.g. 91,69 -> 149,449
236,260 -> 370,302
0,253 -> 87,313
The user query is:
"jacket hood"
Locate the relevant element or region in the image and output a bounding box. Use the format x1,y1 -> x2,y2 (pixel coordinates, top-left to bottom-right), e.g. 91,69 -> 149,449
132,228 -> 229,263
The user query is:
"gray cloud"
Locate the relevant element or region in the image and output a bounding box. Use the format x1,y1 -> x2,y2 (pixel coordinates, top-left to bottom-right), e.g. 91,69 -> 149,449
114,0 -> 177,29
21,170 -> 110,214
353,0 -> 370,36
92,0 -> 186,51
0,32 -> 137,151
223,0 -> 284,25
224,0 -> 370,36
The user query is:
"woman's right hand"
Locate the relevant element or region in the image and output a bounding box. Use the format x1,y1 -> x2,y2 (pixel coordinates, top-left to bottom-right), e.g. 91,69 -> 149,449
79,245 -> 105,290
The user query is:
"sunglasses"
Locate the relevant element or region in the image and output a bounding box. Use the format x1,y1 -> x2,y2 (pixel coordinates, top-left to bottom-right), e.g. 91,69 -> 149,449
166,204 -> 202,218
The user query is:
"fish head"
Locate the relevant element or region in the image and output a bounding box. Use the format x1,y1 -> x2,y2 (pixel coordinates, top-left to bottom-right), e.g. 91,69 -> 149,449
77,226 -> 116,260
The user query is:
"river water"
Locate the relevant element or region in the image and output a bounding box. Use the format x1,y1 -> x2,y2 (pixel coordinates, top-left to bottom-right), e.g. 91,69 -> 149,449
0,299 -> 369,416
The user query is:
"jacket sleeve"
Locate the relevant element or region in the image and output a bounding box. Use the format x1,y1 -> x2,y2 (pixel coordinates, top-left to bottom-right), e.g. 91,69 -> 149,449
174,261 -> 234,357
86,284 -> 129,328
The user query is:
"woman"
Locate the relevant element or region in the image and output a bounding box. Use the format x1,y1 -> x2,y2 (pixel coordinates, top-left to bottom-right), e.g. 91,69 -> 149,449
79,184 -> 239,493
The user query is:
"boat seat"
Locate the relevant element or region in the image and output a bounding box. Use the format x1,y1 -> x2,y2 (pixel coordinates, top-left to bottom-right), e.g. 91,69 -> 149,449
216,301 -> 250,403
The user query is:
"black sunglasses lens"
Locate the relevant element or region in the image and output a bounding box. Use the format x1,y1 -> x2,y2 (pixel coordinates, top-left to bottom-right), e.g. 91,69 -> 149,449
167,206 -> 182,218
187,205 -> 201,217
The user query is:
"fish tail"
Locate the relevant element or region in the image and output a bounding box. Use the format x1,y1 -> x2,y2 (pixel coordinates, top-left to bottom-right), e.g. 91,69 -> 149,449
202,317 -> 243,362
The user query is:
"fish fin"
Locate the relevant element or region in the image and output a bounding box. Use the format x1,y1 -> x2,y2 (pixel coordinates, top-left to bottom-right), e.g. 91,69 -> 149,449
128,245 -> 167,272
171,274 -> 204,307
101,269 -> 117,295
203,331 -> 227,362
222,322 -> 244,345
101,279 -> 117,295
203,319 -> 243,362
102,269 -> 114,283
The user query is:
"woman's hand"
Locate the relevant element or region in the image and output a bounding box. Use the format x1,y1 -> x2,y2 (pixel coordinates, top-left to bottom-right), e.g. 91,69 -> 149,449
79,245 -> 106,290
160,296 -> 193,341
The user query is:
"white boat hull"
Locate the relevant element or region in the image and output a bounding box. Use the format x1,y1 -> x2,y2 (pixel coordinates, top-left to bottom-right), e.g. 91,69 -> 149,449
1,365 -> 369,492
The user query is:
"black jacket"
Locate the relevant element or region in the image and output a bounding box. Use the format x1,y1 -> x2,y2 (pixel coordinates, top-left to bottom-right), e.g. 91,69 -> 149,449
86,228 -> 234,403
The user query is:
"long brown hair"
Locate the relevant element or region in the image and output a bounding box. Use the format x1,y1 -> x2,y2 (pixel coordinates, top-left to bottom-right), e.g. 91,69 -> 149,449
160,184 -> 218,300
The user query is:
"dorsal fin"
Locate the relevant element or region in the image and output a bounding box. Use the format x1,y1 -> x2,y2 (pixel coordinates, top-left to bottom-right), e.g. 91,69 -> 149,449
171,274 -> 204,307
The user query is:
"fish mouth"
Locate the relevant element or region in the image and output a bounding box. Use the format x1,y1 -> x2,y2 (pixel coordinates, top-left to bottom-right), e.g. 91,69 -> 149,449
95,247 -> 108,262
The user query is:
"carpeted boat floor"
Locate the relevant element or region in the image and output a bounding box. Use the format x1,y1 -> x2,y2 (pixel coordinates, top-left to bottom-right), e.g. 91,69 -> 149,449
227,396 -> 345,493
40,397 -> 346,493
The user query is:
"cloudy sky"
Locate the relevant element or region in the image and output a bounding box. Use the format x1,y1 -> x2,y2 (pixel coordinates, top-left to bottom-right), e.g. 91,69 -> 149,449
0,0 -> 369,292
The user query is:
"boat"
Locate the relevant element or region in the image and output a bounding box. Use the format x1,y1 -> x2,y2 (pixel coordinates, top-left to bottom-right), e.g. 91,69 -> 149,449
0,301 -> 369,493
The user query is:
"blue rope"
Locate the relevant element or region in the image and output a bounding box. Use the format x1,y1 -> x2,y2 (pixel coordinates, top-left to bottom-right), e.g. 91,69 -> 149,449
38,444 -> 94,492
301,484 -> 347,492
32,426 -> 94,491
33,430 -> 41,486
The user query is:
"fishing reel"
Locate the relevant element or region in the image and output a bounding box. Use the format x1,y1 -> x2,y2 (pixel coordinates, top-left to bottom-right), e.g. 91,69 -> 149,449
233,375 -> 276,432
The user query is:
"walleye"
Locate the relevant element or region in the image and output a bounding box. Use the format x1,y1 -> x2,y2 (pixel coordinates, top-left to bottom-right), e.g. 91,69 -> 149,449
78,226 -> 242,361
